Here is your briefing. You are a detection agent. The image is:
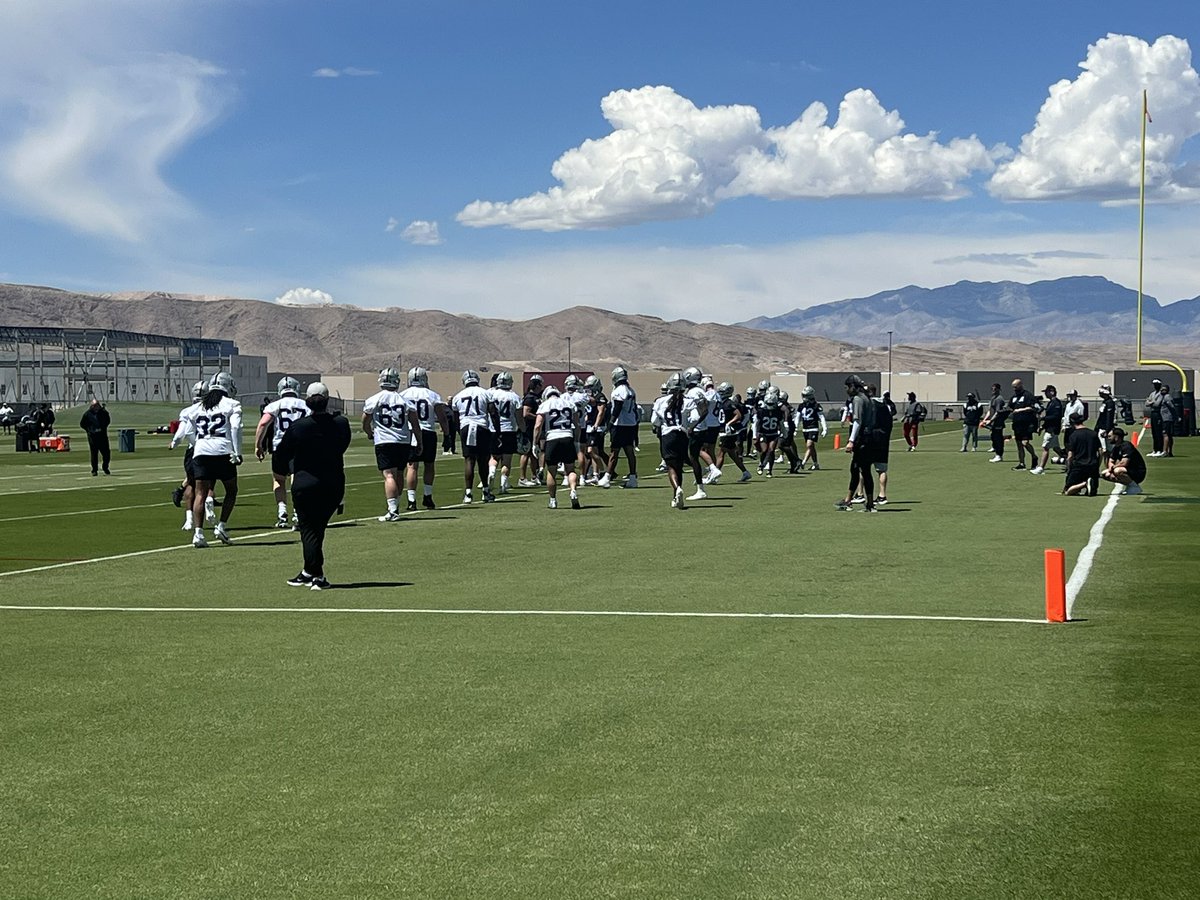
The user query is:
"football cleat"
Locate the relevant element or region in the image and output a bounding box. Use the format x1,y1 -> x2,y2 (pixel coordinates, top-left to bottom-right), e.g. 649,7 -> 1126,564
462,491 -> 472,504
192,532 -> 208,548
739,470 -> 753,482
287,572 -> 313,587
686,487 -> 707,501
571,495 -> 581,510
171,486 -> 184,508
422,495 -> 436,509
275,515 -> 289,529
623,474 -> 638,488
548,497 -> 558,509
214,523 -> 232,544
379,511 -> 401,522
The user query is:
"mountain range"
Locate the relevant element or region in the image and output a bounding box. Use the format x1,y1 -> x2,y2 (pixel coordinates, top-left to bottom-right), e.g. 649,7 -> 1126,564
0,278 -> 1192,375
737,276 -> 1200,345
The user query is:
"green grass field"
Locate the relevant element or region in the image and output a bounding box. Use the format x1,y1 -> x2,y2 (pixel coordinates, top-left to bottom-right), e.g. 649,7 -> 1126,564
1,408 -> 1197,898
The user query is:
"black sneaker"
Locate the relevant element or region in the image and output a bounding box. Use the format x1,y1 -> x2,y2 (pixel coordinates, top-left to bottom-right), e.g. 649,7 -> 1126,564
571,496 -> 581,509
406,500 -> 417,512
835,500 -> 852,511
171,486 -> 184,508
422,495 -> 436,510
876,496 -> 888,505
286,572 -> 313,587
1012,464 -> 1027,470
309,576 -> 330,591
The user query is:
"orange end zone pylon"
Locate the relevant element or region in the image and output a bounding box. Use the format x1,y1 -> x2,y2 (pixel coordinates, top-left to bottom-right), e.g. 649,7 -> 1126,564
1045,548 -> 1067,622
833,433 -> 841,450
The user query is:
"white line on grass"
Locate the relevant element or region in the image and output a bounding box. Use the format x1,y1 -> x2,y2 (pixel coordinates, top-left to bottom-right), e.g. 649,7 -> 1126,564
0,605 -> 1049,625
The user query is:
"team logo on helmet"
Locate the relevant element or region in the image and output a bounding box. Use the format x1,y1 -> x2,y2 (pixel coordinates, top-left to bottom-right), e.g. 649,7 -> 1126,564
462,369 -> 480,386
683,366 -> 703,388
611,365 -> 629,386
496,371 -> 514,390
191,380 -> 207,400
407,366 -> 428,387
802,386 -> 815,399
379,367 -> 401,389
277,376 -> 300,397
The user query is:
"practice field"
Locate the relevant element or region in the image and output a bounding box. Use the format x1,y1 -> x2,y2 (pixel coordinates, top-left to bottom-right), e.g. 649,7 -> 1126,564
1,412 -> 1197,899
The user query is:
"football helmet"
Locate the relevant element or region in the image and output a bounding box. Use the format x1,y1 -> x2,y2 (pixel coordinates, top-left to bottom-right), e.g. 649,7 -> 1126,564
778,390 -> 789,405
660,382 -> 669,395
496,371 -> 514,390
379,367 -> 401,390
758,379 -> 771,393
407,366 -> 429,387
802,386 -> 815,399
683,366 -> 703,387
666,372 -> 684,393
462,369 -> 480,386
191,380 -> 207,400
612,365 -> 629,386
543,384 -> 561,398
745,386 -> 759,401
208,371 -> 237,397
564,374 -> 581,392
528,373 -> 544,386
718,381 -> 734,400
764,386 -> 782,408
277,376 -> 300,397
584,375 -> 602,393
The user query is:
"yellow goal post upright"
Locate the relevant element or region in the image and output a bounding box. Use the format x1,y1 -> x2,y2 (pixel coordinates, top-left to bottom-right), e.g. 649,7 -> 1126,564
1136,89 -> 1189,393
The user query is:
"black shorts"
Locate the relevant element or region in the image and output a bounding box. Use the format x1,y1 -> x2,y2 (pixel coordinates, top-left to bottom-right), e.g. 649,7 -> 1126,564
192,453 -> 238,483
585,430 -> 605,452
759,431 -> 780,443
688,432 -> 708,457
718,432 -> 741,450
495,432 -> 518,455
802,429 -> 819,443
611,424 -> 638,449
702,427 -> 720,445
459,425 -> 493,461
660,430 -> 688,463
375,442 -> 411,471
545,436 -> 576,467
183,446 -> 196,485
1013,425 -> 1035,441
410,430 -> 437,464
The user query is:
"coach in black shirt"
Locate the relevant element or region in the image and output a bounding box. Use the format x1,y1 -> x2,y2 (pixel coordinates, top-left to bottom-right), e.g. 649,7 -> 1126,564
1063,414 -> 1102,496
79,399 -> 112,475
272,382 -> 352,591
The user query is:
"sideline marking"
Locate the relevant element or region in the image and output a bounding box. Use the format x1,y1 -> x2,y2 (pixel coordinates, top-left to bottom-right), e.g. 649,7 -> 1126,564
0,605 -> 1048,625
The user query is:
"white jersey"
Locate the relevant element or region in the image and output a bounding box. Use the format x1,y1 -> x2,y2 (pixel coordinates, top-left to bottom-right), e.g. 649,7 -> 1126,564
702,386 -> 721,428
262,395 -> 309,451
399,385 -> 444,433
488,388 -> 522,433
453,385 -> 493,429
170,401 -> 201,449
565,389 -> 590,422
610,383 -> 638,427
683,387 -> 708,433
186,396 -> 243,457
363,389 -> 413,444
537,394 -> 577,440
651,395 -> 686,435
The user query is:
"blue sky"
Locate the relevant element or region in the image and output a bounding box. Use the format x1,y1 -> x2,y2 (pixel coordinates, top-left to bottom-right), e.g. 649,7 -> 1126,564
1,1 -> 1198,322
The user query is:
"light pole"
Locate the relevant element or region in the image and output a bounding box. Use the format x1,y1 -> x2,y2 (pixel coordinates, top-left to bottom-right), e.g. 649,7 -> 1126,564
196,325 -> 203,383
887,331 -> 893,394
566,337 -> 572,374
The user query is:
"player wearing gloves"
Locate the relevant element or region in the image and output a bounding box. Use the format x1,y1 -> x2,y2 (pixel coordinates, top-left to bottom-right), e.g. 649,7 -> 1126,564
255,376 -> 309,528
797,386 -> 827,471
174,372 -> 243,547
712,382 -> 752,482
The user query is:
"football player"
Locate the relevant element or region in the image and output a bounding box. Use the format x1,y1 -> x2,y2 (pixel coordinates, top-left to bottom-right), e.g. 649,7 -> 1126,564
169,380 -> 209,532
755,387 -> 783,477
488,371 -> 522,494
681,366 -> 711,500
255,376 -> 309,528
533,385 -> 581,509
796,386 -> 828,471
742,385 -> 760,459
363,367 -> 422,520
581,375 -> 610,484
174,372 -> 243,547
452,369 -> 500,503
778,390 -> 802,473
562,374 -> 591,479
651,372 -> 689,509
700,376 -> 723,484
713,381 -> 752,482
518,373 -> 544,486
599,365 -> 639,489
399,366 -> 449,510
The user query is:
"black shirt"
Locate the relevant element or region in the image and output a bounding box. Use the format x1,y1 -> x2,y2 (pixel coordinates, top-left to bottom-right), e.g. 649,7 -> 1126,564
1066,427 -> 1101,468
1010,390 -> 1037,429
1042,397 -> 1064,432
79,406 -> 111,435
1109,439 -> 1146,482
273,412 -> 352,491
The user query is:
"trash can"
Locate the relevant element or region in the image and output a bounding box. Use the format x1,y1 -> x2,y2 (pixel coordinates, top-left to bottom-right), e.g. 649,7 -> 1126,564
118,428 -> 136,452
15,432 -> 30,452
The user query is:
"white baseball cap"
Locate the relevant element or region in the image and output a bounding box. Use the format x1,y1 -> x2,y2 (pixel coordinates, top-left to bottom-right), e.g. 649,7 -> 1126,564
306,382 -> 329,398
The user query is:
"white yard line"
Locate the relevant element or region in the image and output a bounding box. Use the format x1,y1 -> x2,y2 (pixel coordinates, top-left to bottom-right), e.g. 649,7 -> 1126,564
0,604 -> 1048,625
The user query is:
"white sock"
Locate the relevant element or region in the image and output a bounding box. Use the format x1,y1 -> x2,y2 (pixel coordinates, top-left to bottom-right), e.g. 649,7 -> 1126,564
407,489 -> 416,502
277,501 -> 287,517
488,465 -> 497,482
387,498 -> 398,513
183,513 -> 193,528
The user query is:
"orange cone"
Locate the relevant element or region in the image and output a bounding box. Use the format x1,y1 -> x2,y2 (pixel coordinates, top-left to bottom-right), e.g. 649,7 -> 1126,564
1044,549 -> 1067,622
1131,430 -> 1140,447
833,433 -> 841,450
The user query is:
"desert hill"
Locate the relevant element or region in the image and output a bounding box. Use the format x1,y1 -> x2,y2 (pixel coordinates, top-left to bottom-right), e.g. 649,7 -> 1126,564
0,282 -> 1183,375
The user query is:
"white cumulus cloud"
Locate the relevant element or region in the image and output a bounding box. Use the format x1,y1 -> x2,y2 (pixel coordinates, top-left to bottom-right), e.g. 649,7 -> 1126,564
399,220 -> 442,245
989,34 -> 1200,202
275,287 -> 334,306
457,85 -> 998,231
312,66 -> 380,78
